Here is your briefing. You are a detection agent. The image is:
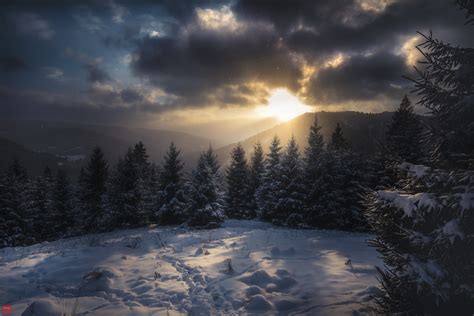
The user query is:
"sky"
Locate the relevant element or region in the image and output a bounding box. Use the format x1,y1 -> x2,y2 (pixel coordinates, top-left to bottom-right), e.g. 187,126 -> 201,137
1,0 -> 472,139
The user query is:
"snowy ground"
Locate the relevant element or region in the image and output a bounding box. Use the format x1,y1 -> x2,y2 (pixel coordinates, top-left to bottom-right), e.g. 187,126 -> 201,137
0,220 -> 383,315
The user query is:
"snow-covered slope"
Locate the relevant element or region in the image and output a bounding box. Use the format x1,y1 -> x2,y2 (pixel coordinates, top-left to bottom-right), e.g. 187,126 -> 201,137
0,220 -> 382,315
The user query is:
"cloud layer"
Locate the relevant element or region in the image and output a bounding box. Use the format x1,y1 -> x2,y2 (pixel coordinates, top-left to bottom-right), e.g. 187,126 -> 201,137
1,0 -> 473,126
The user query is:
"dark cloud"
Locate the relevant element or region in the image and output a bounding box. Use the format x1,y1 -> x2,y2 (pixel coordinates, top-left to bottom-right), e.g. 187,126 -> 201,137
0,56 -> 28,72
0,86 -> 166,126
132,24 -> 302,107
129,0 -> 472,109
307,52 -> 412,104
120,88 -> 143,103
86,63 -> 111,83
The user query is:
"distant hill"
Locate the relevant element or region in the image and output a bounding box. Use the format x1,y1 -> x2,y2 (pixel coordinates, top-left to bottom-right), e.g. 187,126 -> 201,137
0,137 -> 67,176
216,111 -> 395,166
0,120 -> 214,173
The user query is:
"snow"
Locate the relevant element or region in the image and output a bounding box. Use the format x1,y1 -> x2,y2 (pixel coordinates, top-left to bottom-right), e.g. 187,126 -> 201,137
399,162 -> 431,178
0,220 -> 382,315
459,192 -> 474,211
377,191 -> 438,217
440,219 -> 464,243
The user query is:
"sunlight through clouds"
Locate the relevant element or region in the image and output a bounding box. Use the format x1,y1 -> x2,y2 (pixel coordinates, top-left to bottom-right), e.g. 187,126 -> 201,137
401,35 -> 423,66
256,88 -> 313,122
196,6 -> 240,31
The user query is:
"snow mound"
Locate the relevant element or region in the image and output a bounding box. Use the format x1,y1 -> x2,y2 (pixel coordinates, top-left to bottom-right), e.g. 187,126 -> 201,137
81,267 -> 121,293
239,269 -> 297,293
22,299 -> 62,316
246,294 -> 275,311
244,285 -> 265,297
239,270 -> 274,288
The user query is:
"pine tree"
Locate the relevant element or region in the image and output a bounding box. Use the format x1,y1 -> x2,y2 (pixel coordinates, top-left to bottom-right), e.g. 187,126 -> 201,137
158,142 -> 187,224
330,122 -> 348,150
386,95 -> 423,164
0,159 -> 30,247
276,137 -> 306,226
27,167 -> 55,242
79,146 -> 108,233
409,22 -> 474,169
203,144 -> 220,175
50,169 -> 74,237
108,148 -> 146,228
367,3 -> 474,313
225,143 -> 250,218
132,142 -> 156,223
257,135 -> 282,221
132,141 -> 149,174
248,142 -> 265,215
303,115 -> 326,226
313,124 -> 367,230
186,154 -> 224,229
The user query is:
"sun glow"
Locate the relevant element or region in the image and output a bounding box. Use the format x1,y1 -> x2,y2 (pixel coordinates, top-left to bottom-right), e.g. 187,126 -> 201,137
256,88 -> 313,122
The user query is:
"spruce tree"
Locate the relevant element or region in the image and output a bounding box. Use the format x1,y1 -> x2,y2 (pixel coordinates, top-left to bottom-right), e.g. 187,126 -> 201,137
27,167 -> 55,242
186,154 -> 224,229
225,143 -> 250,219
202,144 -> 220,175
330,122 -> 348,150
386,95 -> 423,164
303,115 -> 326,226
79,146 -> 108,232
108,148 -> 146,228
0,159 -> 30,247
50,169 -> 74,237
314,124 -> 367,230
132,141 -> 156,223
158,142 -> 187,224
276,137 -> 306,226
409,11 -> 474,169
257,135 -> 282,221
248,142 -> 265,215
367,2 -> 474,313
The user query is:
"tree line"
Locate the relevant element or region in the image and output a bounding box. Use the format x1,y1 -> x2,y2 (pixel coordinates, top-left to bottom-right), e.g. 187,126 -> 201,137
0,111 -> 380,247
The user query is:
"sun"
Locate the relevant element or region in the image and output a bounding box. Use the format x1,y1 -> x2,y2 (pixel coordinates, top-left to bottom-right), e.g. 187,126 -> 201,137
256,88 -> 313,122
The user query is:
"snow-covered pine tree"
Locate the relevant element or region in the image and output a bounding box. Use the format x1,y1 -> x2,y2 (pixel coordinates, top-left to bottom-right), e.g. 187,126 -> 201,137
316,125 -> 368,230
256,135 -> 282,221
366,164 -> 474,314
27,167 -> 55,242
225,143 -> 251,219
303,115 -> 326,226
132,141 -> 156,224
185,153 -> 224,229
202,144 -> 220,175
107,148 -> 146,229
366,2 -> 474,313
0,159 -> 30,247
248,142 -> 265,215
276,136 -> 306,226
408,4 -> 474,169
386,95 -> 424,164
79,146 -> 108,233
157,142 -> 187,225
50,169 -> 74,238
